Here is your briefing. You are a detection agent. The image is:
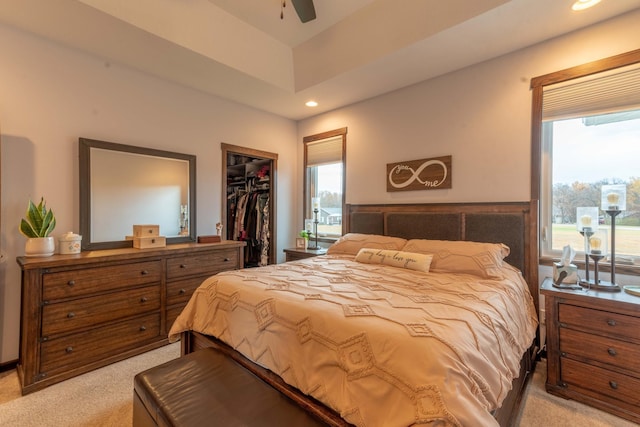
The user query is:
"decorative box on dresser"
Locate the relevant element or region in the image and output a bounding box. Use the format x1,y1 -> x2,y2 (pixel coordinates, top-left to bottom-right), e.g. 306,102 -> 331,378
17,241 -> 244,395
541,277 -> 640,423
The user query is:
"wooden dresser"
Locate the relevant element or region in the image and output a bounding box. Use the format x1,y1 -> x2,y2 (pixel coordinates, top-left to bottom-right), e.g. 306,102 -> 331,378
541,278 -> 640,423
17,241 -> 244,395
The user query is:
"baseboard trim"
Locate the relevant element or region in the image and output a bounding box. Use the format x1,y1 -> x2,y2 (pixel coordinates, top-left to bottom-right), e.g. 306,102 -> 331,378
0,359 -> 18,373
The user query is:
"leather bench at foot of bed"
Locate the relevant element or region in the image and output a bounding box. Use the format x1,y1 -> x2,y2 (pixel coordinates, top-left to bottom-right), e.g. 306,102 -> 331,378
133,347 -> 328,427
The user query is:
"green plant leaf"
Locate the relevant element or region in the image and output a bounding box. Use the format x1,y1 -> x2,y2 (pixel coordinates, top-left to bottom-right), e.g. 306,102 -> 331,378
19,197 -> 56,238
19,218 -> 38,238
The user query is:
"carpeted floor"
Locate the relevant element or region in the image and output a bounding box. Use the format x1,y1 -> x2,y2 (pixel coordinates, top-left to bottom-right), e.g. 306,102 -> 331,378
0,343 -> 180,427
0,346 -> 637,426
515,359 -> 639,427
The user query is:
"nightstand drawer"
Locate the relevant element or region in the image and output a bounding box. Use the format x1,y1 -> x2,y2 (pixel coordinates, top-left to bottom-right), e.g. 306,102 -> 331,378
559,303 -> 640,340
562,357 -> 640,412
560,328 -> 640,372
283,248 -> 327,262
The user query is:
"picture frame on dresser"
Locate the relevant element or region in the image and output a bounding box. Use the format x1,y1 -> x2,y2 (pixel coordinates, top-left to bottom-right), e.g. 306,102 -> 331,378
295,237 -> 307,249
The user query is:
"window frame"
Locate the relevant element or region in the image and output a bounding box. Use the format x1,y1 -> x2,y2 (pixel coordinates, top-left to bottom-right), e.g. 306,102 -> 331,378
531,49 -> 640,273
303,128 -> 347,242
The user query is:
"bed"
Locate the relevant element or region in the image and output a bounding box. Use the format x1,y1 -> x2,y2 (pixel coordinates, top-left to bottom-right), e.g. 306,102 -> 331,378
169,201 -> 539,427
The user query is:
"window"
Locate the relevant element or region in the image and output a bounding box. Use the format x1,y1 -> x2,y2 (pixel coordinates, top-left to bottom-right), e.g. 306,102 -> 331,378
303,128 -> 347,240
532,50 -> 640,264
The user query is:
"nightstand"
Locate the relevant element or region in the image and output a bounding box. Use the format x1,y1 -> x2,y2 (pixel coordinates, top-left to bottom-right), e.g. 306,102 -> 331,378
541,277 -> 640,423
283,247 -> 327,262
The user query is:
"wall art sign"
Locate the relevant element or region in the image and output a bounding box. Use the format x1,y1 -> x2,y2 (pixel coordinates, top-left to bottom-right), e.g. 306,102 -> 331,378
386,155 -> 452,192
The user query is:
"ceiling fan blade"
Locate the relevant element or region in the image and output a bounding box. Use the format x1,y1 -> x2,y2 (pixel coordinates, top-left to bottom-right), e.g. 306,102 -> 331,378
291,0 -> 316,23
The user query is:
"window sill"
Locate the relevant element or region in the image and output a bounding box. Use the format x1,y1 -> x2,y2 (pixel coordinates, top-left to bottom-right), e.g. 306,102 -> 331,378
539,256 -> 640,277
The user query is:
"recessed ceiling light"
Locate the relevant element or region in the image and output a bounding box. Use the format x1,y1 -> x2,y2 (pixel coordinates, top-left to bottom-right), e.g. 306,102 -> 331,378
572,0 -> 601,11
305,101 -> 318,107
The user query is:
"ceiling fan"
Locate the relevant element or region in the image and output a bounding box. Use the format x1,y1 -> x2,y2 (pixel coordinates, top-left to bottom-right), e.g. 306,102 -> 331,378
281,0 -> 316,23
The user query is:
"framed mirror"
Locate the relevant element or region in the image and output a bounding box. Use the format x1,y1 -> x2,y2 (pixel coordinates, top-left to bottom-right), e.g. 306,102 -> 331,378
79,138 -> 196,250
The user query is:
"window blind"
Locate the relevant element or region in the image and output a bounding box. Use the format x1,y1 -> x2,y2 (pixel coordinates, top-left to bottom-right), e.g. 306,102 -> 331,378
542,63 -> 640,121
306,136 -> 343,167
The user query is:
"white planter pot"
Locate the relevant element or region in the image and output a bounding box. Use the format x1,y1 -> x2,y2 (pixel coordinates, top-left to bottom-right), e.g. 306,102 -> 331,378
25,237 -> 55,257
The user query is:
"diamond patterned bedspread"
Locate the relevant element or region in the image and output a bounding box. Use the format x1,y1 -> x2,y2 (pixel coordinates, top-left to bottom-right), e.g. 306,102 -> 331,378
169,255 -> 537,427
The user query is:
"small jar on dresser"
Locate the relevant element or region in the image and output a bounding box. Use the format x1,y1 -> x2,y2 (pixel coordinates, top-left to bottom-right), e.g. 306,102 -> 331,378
16,241 -> 244,395
541,277 -> 640,424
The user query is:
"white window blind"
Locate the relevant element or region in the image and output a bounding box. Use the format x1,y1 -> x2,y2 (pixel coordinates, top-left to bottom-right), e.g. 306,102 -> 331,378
306,136 -> 343,167
543,63 -> 640,121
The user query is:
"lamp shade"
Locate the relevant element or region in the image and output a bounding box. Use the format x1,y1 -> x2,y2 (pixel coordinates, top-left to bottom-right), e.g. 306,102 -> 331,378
601,184 -> 626,211
576,207 -> 599,232
588,229 -> 608,256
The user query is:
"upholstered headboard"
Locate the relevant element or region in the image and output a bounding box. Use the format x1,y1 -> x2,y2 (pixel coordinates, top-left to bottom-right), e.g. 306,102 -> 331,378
344,201 -> 539,311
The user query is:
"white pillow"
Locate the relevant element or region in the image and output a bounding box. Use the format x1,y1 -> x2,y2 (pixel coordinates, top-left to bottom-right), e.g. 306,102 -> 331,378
355,248 -> 433,272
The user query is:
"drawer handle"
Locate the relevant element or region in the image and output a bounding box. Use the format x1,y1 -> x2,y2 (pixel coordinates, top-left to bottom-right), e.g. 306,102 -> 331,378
179,288 -> 186,295
609,381 -> 618,390
607,319 -> 617,326
139,325 -> 147,332
141,270 -> 149,275
67,280 -> 75,287
224,258 -> 230,262
65,346 -> 73,354
67,312 -> 75,319
140,297 -> 148,303
180,264 -> 187,269
607,348 -> 617,356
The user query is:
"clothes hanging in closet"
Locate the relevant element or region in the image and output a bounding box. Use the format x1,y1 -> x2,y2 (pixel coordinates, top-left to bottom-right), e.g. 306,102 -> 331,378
228,189 -> 270,267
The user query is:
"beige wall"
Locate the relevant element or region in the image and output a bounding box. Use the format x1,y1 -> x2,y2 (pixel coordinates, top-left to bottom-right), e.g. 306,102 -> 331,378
298,10 -> 640,207
0,23 -> 297,363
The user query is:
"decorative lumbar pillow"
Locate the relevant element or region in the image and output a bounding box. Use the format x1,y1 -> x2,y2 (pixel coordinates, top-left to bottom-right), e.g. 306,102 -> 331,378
401,239 -> 510,279
355,248 -> 433,272
327,233 -> 407,256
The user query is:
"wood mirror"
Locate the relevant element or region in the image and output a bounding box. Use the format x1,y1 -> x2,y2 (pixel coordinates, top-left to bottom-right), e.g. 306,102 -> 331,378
79,138 -> 196,250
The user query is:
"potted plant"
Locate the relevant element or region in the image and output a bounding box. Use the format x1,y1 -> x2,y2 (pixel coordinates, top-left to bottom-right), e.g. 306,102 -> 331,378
297,230 -> 313,249
19,197 -> 57,257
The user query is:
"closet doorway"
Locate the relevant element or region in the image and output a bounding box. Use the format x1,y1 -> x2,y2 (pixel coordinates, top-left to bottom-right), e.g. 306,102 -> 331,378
221,143 -> 277,267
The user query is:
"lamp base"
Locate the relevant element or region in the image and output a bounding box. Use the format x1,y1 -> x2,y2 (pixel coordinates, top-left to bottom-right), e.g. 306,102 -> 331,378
579,280 -> 621,292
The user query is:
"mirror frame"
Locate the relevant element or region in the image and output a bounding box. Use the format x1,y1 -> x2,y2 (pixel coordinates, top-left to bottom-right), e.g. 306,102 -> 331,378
79,138 -> 196,251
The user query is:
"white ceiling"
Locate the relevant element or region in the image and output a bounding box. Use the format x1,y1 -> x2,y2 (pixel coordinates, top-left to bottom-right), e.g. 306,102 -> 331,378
1,0 -> 639,120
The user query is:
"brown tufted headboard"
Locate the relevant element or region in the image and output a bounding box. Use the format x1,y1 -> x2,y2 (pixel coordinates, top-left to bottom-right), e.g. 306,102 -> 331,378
344,201 -> 539,312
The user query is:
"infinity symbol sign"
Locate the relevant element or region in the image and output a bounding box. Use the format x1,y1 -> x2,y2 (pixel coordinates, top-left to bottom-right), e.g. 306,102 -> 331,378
388,160 -> 448,189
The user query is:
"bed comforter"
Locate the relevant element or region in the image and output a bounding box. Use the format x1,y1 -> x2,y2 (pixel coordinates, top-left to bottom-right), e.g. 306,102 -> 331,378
169,254 -> 537,427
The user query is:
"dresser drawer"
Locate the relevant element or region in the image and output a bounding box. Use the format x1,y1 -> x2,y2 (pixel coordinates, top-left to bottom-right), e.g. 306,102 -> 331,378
43,261 -> 162,301
166,305 -> 184,331
560,328 -> 640,372
42,285 -> 160,337
562,357 -> 640,412
40,313 -> 161,375
559,303 -> 640,340
166,249 -> 238,280
167,276 -> 206,306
